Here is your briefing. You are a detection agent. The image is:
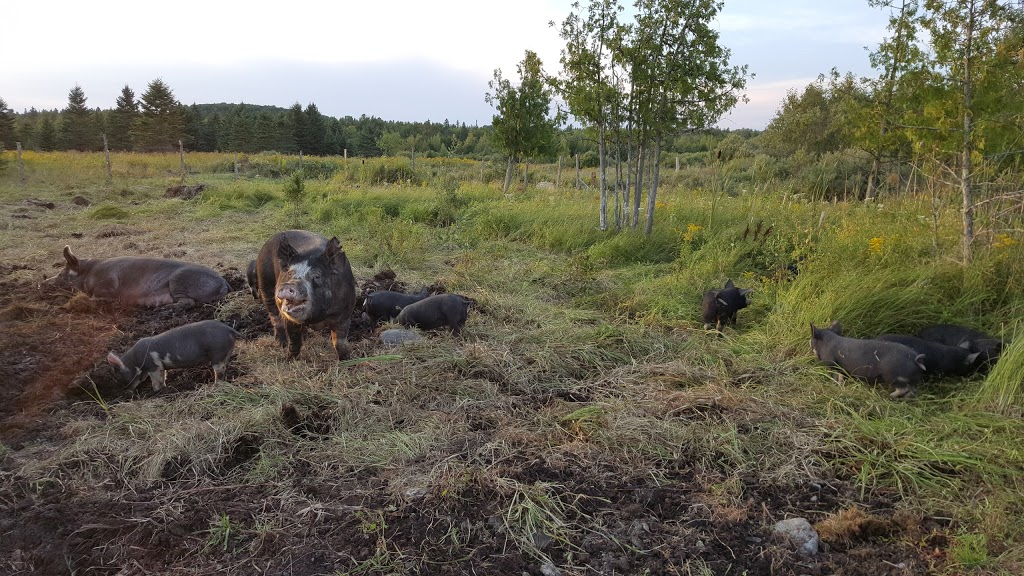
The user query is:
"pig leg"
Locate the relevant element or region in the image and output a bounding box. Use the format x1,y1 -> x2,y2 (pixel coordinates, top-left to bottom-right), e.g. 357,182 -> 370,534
212,361 -> 228,383
329,318 -> 353,360
285,322 -> 304,359
149,370 -> 166,392
890,386 -> 913,399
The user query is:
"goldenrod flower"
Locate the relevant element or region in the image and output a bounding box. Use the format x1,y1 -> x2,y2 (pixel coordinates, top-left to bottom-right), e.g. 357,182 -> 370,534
868,237 -> 884,255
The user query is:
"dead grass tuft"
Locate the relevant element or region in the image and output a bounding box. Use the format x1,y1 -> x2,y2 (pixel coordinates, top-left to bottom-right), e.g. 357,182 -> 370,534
815,506 -> 898,546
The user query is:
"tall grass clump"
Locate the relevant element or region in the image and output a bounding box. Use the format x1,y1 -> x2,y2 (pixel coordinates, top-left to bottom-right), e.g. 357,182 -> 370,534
972,326 -> 1024,415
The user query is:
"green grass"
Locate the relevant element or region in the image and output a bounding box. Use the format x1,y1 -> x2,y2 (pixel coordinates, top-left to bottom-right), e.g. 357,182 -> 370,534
3,151 -> 1024,573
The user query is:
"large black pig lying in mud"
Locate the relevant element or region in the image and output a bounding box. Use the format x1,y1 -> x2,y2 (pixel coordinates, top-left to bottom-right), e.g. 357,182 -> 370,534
107,320 -> 241,392
254,230 -> 357,360
42,245 -> 230,307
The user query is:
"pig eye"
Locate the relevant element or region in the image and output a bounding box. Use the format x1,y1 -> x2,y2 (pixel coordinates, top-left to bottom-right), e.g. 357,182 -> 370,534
310,271 -> 323,282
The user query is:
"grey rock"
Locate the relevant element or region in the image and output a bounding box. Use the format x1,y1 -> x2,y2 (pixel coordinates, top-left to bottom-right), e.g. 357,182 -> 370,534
540,561 -> 561,576
380,329 -> 424,346
773,517 -> 820,556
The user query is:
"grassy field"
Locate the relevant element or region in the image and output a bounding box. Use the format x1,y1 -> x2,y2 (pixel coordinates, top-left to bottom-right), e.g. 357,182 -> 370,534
1,150 -> 1022,575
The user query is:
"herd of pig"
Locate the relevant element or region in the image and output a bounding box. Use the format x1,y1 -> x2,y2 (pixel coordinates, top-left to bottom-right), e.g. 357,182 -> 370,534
702,279 -> 1006,398
41,232 -> 1005,399
41,229 -> 473,392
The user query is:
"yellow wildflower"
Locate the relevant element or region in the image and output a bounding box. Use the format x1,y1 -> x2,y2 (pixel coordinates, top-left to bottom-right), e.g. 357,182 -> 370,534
683,223 -> 703,242
868,237 -> 884,255
994,234 -> 1016,248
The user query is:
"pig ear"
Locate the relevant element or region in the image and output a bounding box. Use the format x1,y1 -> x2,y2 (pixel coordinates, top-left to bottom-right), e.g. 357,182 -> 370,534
107,352 -> 126,370
740,288 -> 753,296
724,279 -> 735,289
63,245 -> 80,269
277,236 -> 297,264
324,237 -> 346,265
828,320 -> 842,334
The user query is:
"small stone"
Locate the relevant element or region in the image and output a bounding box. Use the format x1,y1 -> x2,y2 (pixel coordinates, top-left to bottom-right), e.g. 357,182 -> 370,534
380,329 -> 423,346
773,517 -> 820,556
71,195 -> 91,206
540,561 -> 562,576
403,487 -> 428,500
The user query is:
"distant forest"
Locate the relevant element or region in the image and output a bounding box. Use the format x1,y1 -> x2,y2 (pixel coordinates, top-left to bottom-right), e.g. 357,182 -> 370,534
0,82 -> 754,167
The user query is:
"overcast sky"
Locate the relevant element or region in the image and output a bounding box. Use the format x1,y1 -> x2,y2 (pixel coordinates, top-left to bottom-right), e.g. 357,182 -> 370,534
1,0 -> 893,130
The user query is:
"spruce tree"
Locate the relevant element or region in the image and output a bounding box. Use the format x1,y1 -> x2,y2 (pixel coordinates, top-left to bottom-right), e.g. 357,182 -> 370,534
302,103 -> 329,155
0,97 -> 15,149
59,85 -> 97,151
38,116 -> 58,151
131,78 -> 184,152
108,85 -> 138,151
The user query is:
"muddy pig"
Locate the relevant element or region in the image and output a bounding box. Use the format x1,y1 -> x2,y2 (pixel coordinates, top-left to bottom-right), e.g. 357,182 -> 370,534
107,320 -> 240,392
364,290 -> 430,325
246,259 -> 259,300
255,230 -> 357,360
919,323 -> 1003,372
43,245 -> 229,307
811,321 -> 927,398
396,293 -> 474,334
702,279 -> 752,330
875,333 -> 980,378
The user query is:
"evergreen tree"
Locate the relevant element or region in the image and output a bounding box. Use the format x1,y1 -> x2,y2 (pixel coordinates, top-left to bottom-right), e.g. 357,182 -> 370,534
302,103 -> 329,155
108,85 -> 139,151
0,97 -> 15,150
131,78 -> 184,152
59,85 -> 97,151
287,103 -> 306,153
38,116 -> 58,151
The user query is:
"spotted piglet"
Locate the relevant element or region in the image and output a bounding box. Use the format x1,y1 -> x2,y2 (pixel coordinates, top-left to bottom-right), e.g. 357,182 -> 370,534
107,320 -> 241,392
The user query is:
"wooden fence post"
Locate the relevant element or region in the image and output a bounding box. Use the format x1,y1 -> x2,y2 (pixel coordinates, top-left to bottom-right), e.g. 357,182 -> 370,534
234,154 -> 239,178
481,160 -> 485,182
16,142 -> 25,184
103,134 -> 112,183
178,140 -> 185,183
299,150 -> 303,170
575,154 -> 580,189
557,155 -> 563,188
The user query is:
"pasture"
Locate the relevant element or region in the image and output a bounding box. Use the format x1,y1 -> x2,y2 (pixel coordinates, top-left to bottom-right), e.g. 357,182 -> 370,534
1,151 -> 1022,575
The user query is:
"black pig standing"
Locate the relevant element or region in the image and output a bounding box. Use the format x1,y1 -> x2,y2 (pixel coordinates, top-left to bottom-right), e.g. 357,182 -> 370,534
107,320 -> 240,392
918,323 -> 1003,373
255,230 -> 357,360
364,290 -> 431,326
875,333 -> 980,378
810,321 -> 927,398
702,279 -> 752,331
397,293 -> 474,334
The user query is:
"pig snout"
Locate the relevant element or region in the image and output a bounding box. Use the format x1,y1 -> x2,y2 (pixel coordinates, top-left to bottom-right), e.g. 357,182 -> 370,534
276,283 -> 307,303
276,282 -> 313,320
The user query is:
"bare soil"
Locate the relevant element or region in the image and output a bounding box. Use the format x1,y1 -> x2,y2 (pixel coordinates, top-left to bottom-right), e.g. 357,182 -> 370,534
0,262 -> 947,575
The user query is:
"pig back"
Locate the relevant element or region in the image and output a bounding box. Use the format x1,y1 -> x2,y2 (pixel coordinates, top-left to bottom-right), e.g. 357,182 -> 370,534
89,257 -> 228,305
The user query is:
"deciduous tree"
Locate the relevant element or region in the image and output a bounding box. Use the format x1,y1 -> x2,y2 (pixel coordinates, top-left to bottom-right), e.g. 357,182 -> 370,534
486,50 -> 561,194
